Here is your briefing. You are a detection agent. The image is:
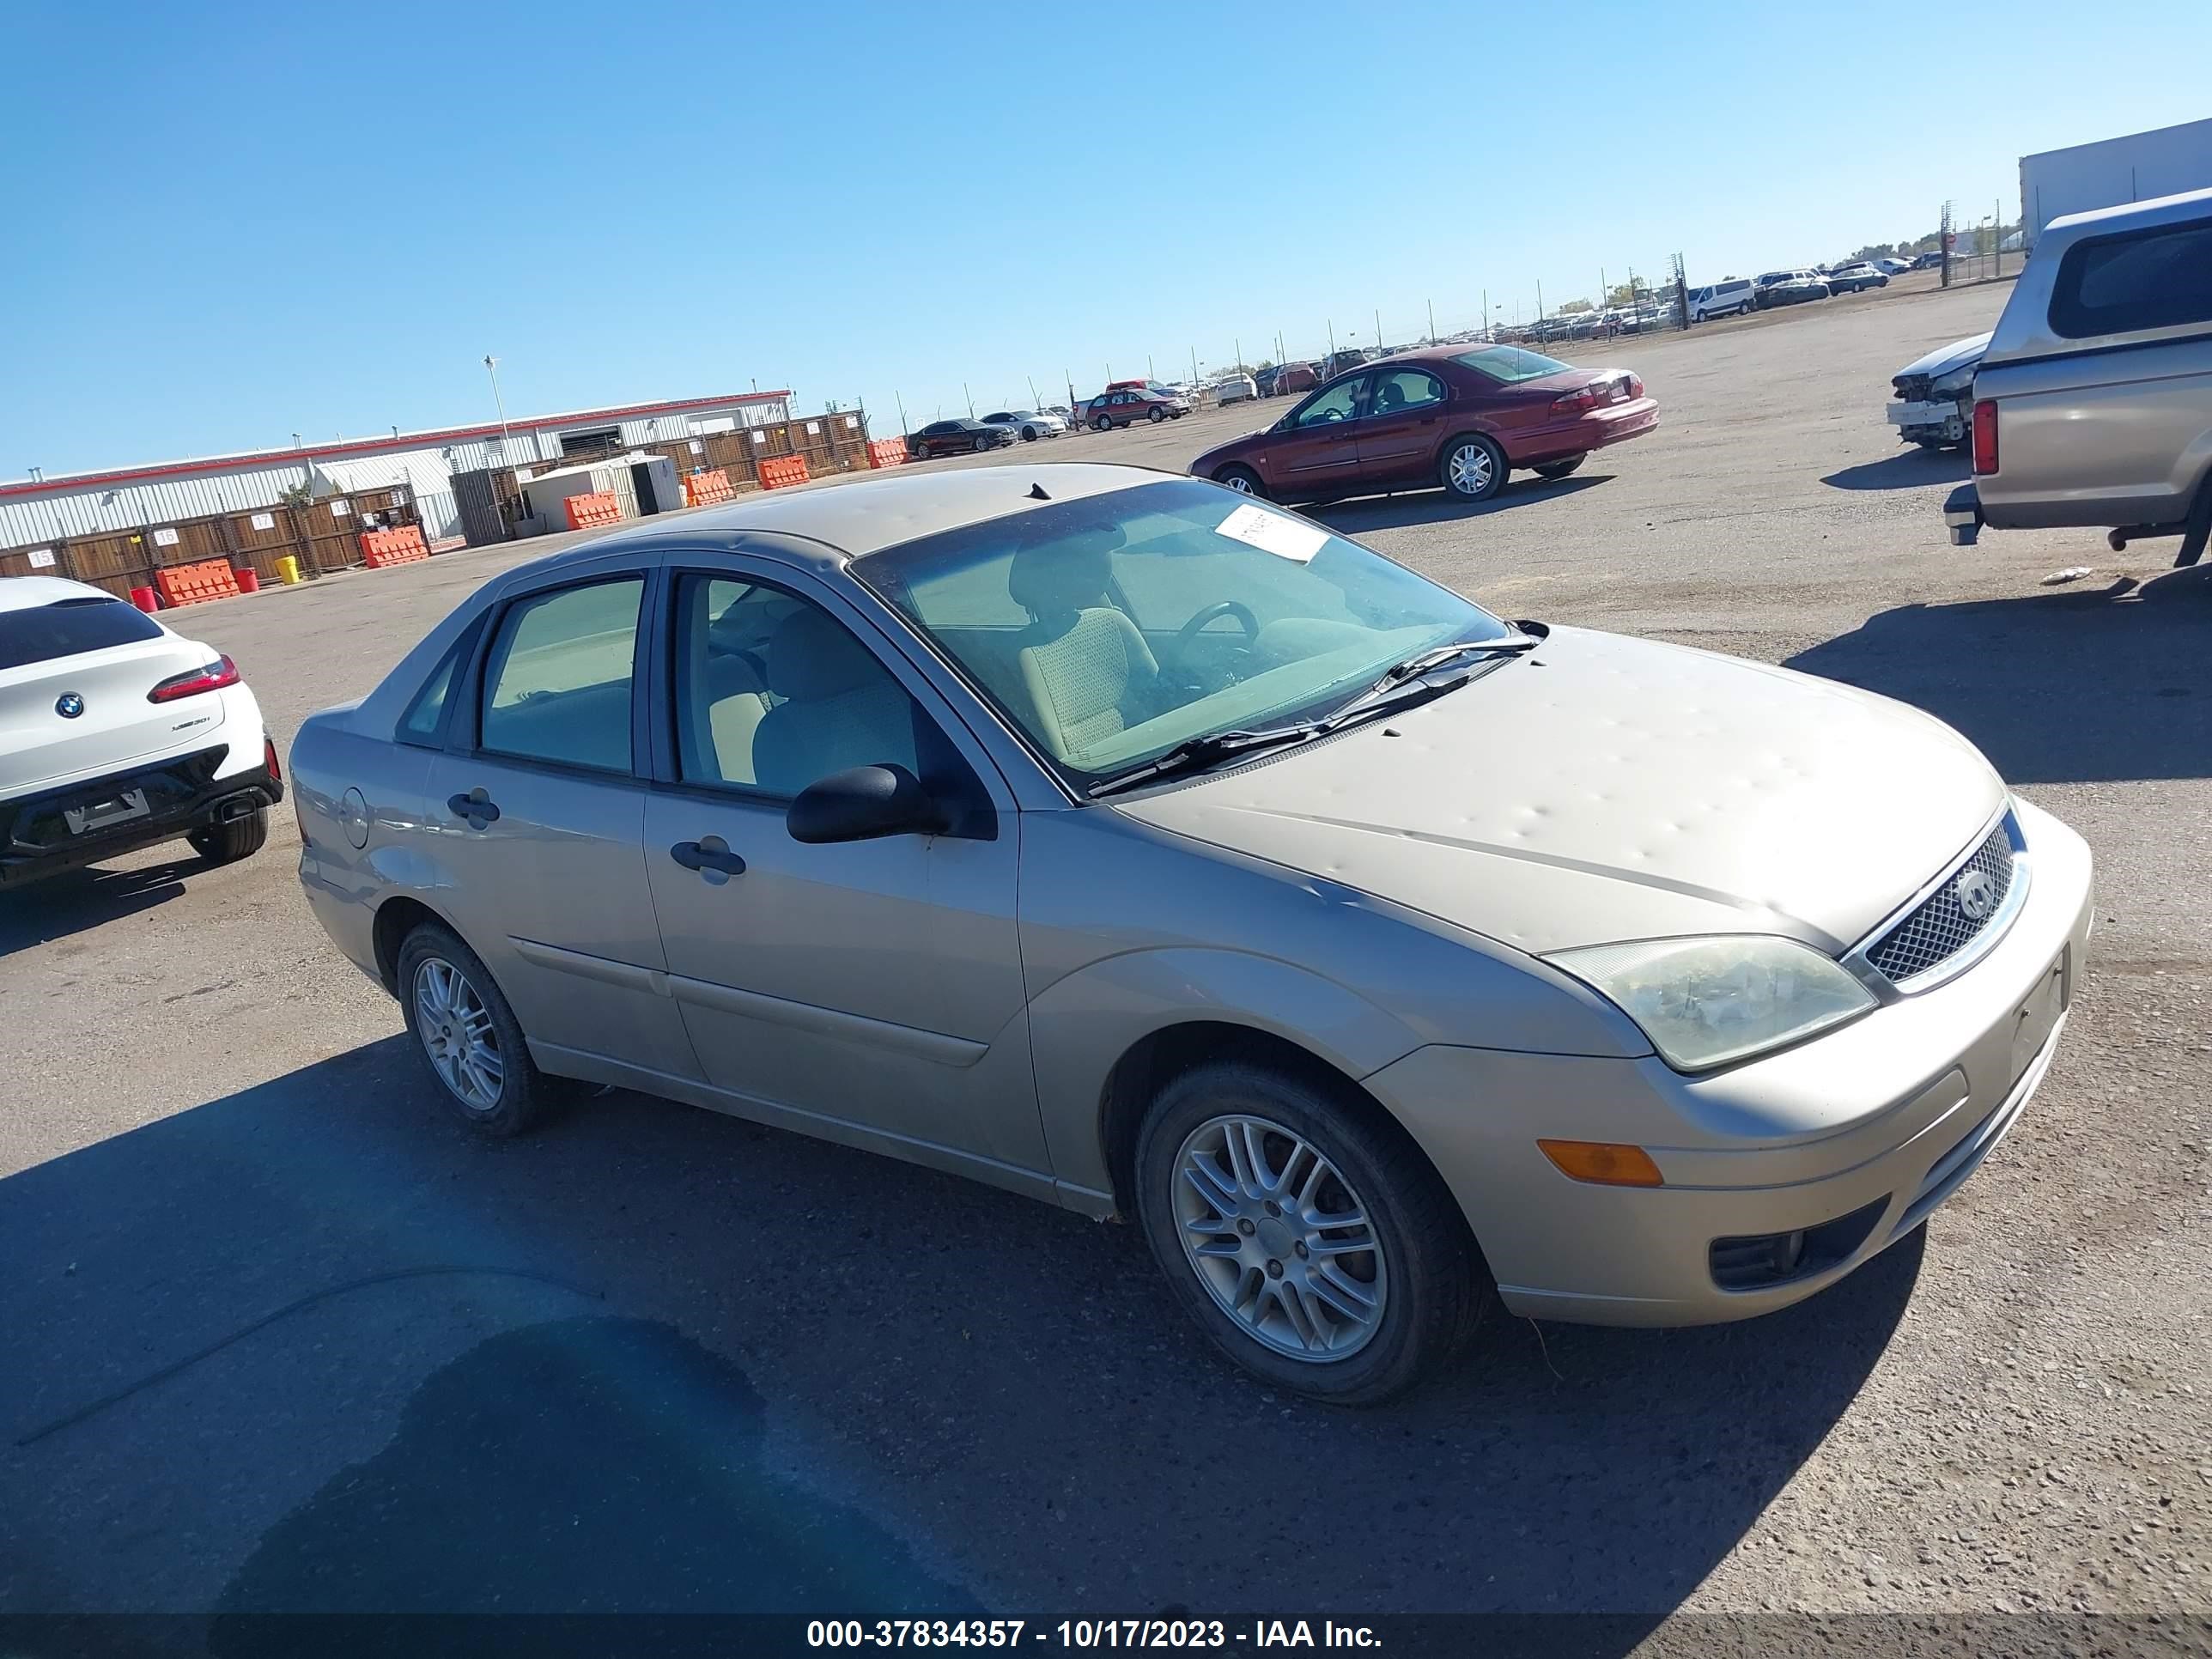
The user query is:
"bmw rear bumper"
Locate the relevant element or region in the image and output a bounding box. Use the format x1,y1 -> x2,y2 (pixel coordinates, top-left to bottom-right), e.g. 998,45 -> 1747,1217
0,741 -> 283,885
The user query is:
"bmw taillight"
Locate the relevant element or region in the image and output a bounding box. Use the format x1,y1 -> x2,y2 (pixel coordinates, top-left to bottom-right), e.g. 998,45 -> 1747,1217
149,655 -> 240,702
1972,399 -> 1998,475
264,736 -> 282,783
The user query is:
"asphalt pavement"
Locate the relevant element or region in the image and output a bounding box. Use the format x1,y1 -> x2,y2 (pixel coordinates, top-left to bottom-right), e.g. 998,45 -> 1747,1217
3,275 -> 2208,1646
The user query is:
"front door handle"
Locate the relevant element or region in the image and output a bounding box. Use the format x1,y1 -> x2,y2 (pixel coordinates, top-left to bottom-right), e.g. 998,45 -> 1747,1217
670,835 -> 747,878
447,789 -> 501,826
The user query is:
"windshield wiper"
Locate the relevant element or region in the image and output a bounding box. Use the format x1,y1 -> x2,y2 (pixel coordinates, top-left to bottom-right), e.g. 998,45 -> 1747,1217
1087,724 -> 1322,798
1313,632 -> 1543,727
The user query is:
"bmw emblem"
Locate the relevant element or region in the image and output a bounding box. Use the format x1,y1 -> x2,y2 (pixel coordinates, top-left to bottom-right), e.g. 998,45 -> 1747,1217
1954,867 -> 1996,922
55,693 -> 84,720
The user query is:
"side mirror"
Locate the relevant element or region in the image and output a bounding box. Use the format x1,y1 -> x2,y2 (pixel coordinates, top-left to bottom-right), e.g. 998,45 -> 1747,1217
787,764 -> 949,845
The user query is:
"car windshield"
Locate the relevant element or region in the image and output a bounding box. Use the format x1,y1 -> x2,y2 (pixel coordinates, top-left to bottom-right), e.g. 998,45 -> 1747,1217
0,594 -> 163,669
854,478 -> 1510,784
1450,345 -> 1571,383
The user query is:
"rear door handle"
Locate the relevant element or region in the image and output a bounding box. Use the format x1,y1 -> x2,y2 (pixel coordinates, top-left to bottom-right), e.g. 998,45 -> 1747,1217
447,789 -> 501,826
670,835 -> 746,878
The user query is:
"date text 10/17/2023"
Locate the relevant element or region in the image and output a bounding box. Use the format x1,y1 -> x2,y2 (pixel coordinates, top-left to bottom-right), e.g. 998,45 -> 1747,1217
806,1620 -> 1382,1649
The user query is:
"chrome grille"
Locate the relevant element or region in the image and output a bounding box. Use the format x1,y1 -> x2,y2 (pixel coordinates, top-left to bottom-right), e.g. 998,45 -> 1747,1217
1864,820 -> 2017,984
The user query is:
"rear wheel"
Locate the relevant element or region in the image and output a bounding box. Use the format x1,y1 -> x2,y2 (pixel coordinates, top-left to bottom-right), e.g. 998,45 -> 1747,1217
1134,1060 -> 1485,1405
1533,455 -> 1586,481
1215,465 -> 1265,498
1439,434 -> 1507,502
397,921 -> 551,1138
2175,473 -> 2212,568
187,805 -> 267,866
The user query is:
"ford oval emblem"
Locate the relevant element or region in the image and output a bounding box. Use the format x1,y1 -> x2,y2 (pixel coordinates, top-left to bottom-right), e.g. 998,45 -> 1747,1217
1954,867 -> 1996,922
55,693 -> 84,720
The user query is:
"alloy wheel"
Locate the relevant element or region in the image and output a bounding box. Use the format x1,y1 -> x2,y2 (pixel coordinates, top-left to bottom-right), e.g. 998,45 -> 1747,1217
1221,472 -> 1255,495
1448,442 -> 1494,496
1172,1114 -> 1389,1361
412,956 -> 503,1113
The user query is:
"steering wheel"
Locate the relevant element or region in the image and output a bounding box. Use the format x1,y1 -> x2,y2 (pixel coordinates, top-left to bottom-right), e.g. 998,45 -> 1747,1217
1167,600 -> 1261,675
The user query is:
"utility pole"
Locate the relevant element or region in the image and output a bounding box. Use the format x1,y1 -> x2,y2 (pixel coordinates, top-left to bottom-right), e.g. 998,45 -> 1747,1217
1147,355 -> 1155,381
1190,345 -> 1200,387
1941,201 -> 1954,289
963,381 -> 974,417
483,355 -> 512,463
1425,299 -> 1436,343
1482,289 -> 1489,339
1026,375 -> 1039,409
1536,279 -> 1545,320
1234,336 -> 1243,373
1374,307 -> 1383,353
1327,319 -> 1336,360
895,391 -> 908,435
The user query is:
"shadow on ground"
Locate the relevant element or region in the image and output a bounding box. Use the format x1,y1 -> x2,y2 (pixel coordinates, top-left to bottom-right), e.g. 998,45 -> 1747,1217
0,855 -> 202,959
1820,448 -> 1969,491
0,1035 -> 1920,1639
1787,567 -> 2212,783
1307,474 -> 1609,533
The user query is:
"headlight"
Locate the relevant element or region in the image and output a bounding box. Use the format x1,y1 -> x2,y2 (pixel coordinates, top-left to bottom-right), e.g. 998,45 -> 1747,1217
1930,369 -> 1977,396
1547,935 -> 1875,1072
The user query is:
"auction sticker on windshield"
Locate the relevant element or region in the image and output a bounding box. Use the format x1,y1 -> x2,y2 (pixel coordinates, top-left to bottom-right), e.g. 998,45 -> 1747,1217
1216,502 -> 1326,562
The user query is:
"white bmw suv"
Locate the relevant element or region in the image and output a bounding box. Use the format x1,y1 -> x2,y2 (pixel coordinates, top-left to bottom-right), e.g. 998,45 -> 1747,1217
0,575 -> 281,884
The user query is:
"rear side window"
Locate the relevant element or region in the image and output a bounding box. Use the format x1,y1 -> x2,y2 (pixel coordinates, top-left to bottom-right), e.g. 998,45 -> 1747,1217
397,628 -> 477,746
2050,217 -> 2212,339
0,595 -> 162,670
478,578 -> 644,773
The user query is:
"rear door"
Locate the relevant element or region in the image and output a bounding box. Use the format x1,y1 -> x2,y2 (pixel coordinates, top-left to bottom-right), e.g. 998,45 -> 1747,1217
424,559 -> 702,1086
1259,374 -> 1370,495
1354,366 -> 1449,483
0,596 -> 226,796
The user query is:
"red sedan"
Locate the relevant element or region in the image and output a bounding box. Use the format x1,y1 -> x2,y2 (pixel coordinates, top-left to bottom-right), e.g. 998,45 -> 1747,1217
1188,343 -> 1657,504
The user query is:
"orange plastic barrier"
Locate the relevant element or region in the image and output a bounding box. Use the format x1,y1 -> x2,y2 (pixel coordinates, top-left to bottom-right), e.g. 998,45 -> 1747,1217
154,559 -> 241,607
866,439 -> 908,470
564,490 -> 622,530
360,526 -> 431,568
684,469 -> 737,507
758,455 -> 811,491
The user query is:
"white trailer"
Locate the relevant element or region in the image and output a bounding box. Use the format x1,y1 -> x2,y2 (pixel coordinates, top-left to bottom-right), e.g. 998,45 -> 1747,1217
2021,118 -> 2212,249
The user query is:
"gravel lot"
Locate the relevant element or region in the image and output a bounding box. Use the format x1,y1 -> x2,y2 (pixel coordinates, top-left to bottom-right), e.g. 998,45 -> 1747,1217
3,274 -> 2209,1644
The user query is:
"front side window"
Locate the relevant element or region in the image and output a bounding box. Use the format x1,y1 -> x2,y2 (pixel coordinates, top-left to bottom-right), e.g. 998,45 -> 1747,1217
478,577 -> 643,773
1291,376 -> 1367,427
2051,218 -> 2212,339
856,479 -> 1509,781
0,594 -> 161,669
672,574 -> 919,796
1450,346 -> 1571,384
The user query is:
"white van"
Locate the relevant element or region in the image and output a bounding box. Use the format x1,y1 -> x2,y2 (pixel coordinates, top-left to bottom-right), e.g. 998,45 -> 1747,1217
1688,277 -> 1756,321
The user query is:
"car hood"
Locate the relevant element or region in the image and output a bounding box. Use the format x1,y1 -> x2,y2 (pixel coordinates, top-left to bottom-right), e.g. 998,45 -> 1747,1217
1112,626 -> 2004,958
1895,331 -> 1991,382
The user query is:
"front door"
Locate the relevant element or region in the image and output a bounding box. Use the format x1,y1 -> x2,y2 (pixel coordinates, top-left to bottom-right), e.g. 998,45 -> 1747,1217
1259,373 -> 1370,497
425,565 -> 702,1085
1355,366 -> 1449,483
640,565 -> 1044,1175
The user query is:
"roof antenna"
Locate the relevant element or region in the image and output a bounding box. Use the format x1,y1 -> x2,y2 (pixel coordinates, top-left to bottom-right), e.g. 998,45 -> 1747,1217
1027,483 -> 1050,501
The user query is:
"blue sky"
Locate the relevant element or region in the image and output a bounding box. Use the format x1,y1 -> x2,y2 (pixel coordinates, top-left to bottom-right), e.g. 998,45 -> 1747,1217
3,0 -> 2206,473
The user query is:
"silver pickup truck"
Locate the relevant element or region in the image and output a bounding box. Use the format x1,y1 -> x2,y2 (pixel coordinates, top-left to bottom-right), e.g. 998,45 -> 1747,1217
1945,185 -> 2212,567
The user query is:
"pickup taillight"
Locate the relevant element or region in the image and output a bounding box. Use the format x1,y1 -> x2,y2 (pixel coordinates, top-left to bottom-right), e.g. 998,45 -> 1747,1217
1972,399 -> 1999,475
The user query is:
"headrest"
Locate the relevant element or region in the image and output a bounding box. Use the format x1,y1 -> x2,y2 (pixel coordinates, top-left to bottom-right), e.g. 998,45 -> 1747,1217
1007,538 -> 1115,621
767,607 -> 880,700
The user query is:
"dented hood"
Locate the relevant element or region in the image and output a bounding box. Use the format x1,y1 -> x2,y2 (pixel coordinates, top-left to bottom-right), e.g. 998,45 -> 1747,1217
1113,627 -> 2004,957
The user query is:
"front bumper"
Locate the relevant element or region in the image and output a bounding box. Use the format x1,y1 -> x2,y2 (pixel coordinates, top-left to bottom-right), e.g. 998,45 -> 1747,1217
1888,398 -> 1969,442
1366,795 -> 2094,1327
0,741 -> 283,885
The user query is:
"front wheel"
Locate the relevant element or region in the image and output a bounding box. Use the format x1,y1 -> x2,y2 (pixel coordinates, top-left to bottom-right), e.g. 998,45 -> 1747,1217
1093,414 -> 1113,433
1439,434 -> 1507,502
1215,465 -> 1265,498
397,922 -> 552,1138
1533,455 -> 1586,480
1149,406 -> 1168,423
1134,1061 -> 1484,1405
187,805 -> 268,866
973,435 -> 990,453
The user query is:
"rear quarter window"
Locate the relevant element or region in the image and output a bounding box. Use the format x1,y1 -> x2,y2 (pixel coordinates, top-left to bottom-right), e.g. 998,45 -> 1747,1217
2050,217 -> 2212,339
0,595 -> 162,670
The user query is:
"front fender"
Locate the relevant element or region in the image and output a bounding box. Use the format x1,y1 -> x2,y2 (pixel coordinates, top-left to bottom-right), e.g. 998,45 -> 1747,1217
1026,946 -> 1427,1201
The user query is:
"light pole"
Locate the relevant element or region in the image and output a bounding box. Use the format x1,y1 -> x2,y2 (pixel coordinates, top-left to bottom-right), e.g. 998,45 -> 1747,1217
483,355 -> 513,463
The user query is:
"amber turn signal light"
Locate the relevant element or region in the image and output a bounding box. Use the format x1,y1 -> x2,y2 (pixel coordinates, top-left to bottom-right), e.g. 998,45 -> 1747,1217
1537,1139 -> 1664,1187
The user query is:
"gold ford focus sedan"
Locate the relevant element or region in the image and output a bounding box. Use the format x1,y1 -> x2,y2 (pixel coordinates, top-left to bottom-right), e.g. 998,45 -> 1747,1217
293,464 -> 2094,1403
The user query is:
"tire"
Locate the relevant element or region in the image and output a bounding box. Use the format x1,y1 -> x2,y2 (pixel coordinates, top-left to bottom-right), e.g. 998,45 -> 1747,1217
1533,455 -> 1586,480
396,921 -> 551,1138
1438,434 -> 1507,502
1021,426 -> 1038,441
1149,406 -> 1168,423
1093,415 -> 1113,433
973,435 -> 990,453
1133,1060 -> 1484,1406
2175,471 -> 2212,568
187,805 -> 267,866
1215,465 -> 1265,499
